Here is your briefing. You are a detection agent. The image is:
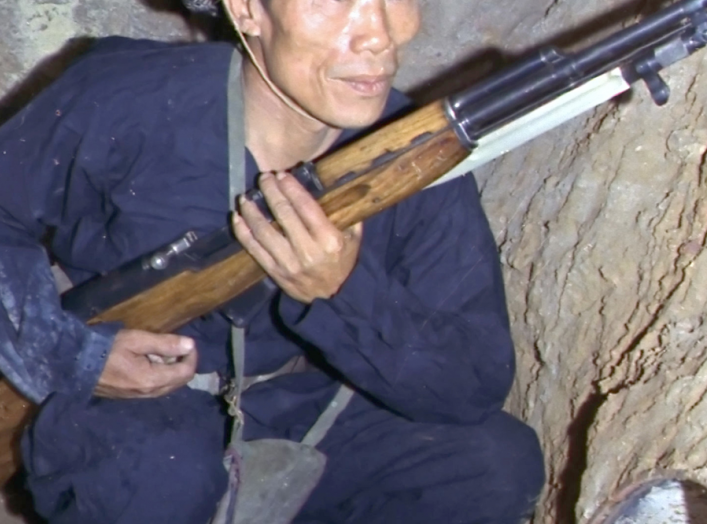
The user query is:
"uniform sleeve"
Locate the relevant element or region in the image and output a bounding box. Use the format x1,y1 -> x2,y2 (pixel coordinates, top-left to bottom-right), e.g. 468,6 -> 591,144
0,243 -> 118,404
0,51 -> 126,403
279,174 -> 515,425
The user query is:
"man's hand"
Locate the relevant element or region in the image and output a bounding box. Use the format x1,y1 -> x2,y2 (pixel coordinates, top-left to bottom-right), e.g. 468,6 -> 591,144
94,329 -> 197,399
233,171 -> 363,304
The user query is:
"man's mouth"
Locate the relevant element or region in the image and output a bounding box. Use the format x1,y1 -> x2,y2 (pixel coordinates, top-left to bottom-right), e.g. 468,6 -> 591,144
337,75 -> 392,96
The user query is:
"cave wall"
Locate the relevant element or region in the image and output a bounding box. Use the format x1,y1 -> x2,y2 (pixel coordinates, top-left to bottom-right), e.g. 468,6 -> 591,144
496,55 -> 707,523
403,1 -> 707,521
1,1 -> 706,523
0,0 -> 196,120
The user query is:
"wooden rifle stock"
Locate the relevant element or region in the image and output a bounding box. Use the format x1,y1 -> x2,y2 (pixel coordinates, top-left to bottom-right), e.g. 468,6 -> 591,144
82,101 -> 469,332
0,100 -> 469,486
54,0 -> 707,333
1,0 -> 706,485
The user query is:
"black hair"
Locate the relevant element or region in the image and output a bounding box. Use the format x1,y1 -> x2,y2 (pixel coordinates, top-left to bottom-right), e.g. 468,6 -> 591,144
182,0 -> 221,16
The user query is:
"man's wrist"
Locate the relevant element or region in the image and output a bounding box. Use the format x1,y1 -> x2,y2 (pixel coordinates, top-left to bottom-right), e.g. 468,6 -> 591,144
73,321 -> 122,400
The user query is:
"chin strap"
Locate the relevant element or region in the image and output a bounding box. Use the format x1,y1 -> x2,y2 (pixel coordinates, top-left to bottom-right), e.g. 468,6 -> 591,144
229,16 -> 320,124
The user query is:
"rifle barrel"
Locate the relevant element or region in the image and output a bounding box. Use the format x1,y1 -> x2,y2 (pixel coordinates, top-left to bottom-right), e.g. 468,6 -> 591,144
62,0 -> 707,332
446,0 -> 707,146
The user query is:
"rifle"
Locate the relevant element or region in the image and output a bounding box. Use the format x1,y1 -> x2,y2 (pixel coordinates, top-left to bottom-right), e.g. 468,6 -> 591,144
0,0 -> 702,487
59,0 -> 707,334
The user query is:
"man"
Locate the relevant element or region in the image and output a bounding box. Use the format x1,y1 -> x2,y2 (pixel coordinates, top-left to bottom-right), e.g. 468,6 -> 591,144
0,0 -> 544,522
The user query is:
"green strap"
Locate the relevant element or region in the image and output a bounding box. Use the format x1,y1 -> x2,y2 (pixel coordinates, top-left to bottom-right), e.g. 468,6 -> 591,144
227,50 -> 247,443
224,48 -> 353,448
228,52 -> 246,210
301,383 -> 354,446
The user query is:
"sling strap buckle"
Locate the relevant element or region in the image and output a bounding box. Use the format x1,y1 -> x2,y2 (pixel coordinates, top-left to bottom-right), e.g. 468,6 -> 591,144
222,378 -> 244,423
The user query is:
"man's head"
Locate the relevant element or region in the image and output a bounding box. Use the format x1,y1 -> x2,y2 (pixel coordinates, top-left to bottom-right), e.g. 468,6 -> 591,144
195,0 -> 420,129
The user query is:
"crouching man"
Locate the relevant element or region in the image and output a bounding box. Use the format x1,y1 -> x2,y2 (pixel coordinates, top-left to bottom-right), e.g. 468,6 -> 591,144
0,0 -> 544,522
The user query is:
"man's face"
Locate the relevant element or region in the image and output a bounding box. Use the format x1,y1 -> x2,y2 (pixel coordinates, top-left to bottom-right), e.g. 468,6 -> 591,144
243,0 -> 421,129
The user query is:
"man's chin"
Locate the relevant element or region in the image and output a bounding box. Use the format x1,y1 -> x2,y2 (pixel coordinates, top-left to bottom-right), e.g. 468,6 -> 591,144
319,98 -> 389,130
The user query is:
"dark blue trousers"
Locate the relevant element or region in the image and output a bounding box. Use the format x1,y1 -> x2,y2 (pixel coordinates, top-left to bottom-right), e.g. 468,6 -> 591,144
22,389 -> 544,524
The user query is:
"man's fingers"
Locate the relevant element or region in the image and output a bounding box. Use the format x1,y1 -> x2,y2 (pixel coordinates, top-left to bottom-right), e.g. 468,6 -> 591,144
96,329 -> 199,399
154,334 -> 195,357
256,172 -> 312,241
262,172 -> 347,260
238,190 -> 296,253
124,331 -> 195,358
132,351 -> 197,397
271,172 -> 335,239
146,350 -> 197,382
232,211 -> 280,272
232,172 -> 361,303
345,222 -> 363,242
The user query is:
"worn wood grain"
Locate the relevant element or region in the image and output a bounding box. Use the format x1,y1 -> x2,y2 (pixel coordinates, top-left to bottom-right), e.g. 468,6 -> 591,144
0,383 -> 33,485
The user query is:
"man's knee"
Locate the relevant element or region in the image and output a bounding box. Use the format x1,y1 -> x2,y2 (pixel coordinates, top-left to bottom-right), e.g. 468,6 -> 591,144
473,412 -> 545,519
23,390 -> 228,523
129,418 -> 228,501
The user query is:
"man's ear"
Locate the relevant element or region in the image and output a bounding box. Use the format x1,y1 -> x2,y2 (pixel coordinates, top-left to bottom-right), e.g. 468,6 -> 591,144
221,0 -> 263,37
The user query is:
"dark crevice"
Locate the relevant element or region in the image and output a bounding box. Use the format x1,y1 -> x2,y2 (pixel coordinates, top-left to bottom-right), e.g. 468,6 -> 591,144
684,480 -> 707,523
544,0 -> 561,19
555,388 -> 608,524
556,263 -> 689,523
2,472 -> 44,523
698,145 -> 707,187
531,340 -> 546,368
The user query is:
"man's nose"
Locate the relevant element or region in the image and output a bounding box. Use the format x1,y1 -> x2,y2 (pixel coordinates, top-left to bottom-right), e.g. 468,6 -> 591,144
350,0 -> 394,55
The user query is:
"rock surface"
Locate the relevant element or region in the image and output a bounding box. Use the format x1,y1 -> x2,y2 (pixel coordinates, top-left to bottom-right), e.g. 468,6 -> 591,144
0,0 -> 195,122
1,1 -> 706,523
403,1 -> 707,522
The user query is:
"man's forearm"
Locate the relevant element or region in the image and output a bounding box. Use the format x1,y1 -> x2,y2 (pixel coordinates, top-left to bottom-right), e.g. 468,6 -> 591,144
0,233 -> 117,404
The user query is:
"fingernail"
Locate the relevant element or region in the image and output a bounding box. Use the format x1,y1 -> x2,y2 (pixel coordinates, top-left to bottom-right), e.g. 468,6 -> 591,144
238,195 -> 247,206
180,338 -> 195,351
276,171 -> 287,180
260,172 -> 272,181
232,213 -> 242,224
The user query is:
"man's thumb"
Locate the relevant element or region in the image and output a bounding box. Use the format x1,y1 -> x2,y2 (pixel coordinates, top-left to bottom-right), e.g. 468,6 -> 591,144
152,334 -> 195,357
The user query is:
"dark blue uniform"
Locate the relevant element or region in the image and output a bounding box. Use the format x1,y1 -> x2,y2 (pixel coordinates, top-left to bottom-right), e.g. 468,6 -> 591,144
0,38 -> 544,523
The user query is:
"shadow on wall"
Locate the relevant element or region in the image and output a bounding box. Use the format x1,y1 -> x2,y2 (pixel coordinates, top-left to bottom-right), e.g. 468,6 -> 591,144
2,474 -> 43,524
138,0 -> 187,13
685,480 -> 707,523
0,0 -> 221,127
137,0 -> 238,42
408,0 -> 657,105
0,37 -> 95,127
